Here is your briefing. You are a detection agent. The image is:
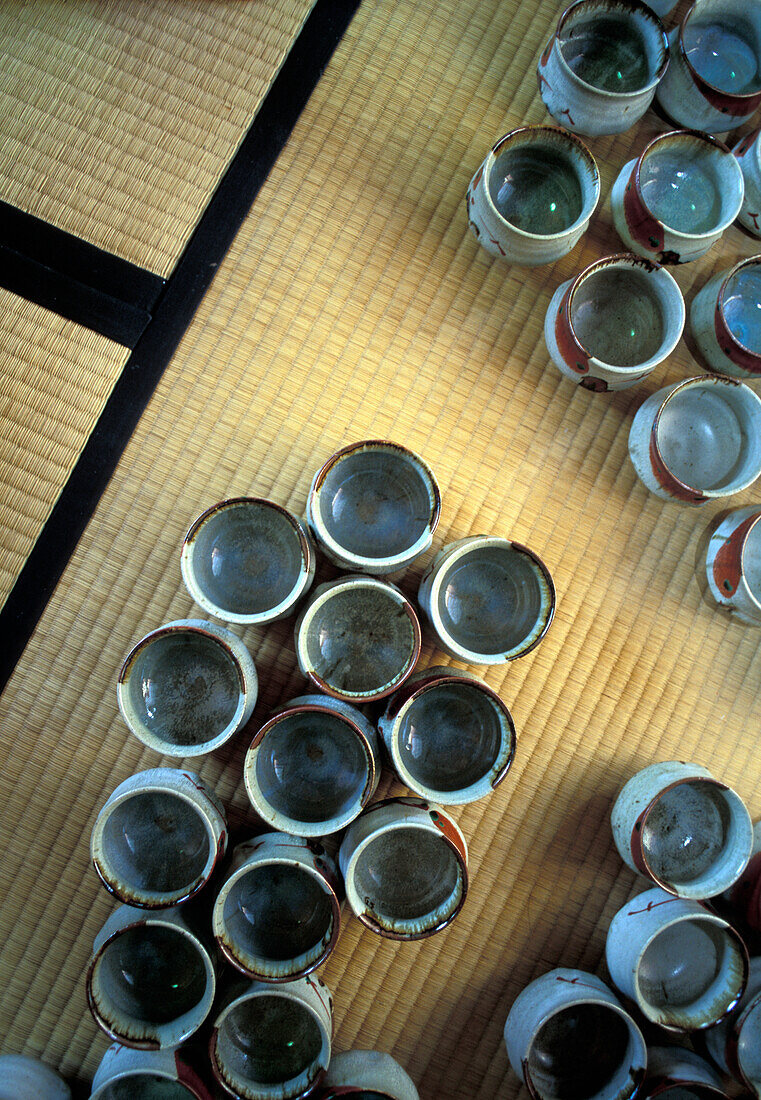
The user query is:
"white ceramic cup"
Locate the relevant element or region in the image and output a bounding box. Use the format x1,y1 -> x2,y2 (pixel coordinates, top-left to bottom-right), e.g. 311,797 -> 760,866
339,797 -> 468,940
209,975 -> 332,1100
537,0 -> 669,137
244,695 -> 380,836
91,767 -> 228,908
212,833 -> 342,982
545,253 -> 685,391
504,968 -> 647,1100
611,131 -> 744,265
465,125 -> 600,265
0,1056 -> 70,1100
378,666 -> 516,804
90,1043 -> 213,1099
640,1046 -> 727,1100
417,535 -> 555,664
86,904 -> 216,1049
704,506 -> 761,625
117,619 -> 257,757
628,375 -> 761,504
321,1050 -> 420,1100
611,760 -> 753,897
294,576 -> 421,703
181,498 -> 316,625
306,440 -> 440,575
703,954 -> 761,1094
655,0 -> 761,133
606,886 -> 749,1031
690,257 -> 761,380
733,127 -> 761,237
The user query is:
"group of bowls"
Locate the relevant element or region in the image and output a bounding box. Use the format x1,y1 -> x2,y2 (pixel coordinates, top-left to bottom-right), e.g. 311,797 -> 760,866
504,758 -> 761,1100
81,439 -> 559,1099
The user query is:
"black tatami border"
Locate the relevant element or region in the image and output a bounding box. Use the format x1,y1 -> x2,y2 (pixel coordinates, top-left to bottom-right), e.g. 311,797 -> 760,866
0,0 -> 362,690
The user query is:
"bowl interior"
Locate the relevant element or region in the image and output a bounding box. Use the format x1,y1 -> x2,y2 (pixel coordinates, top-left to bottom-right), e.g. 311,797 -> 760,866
97,926 -> 208,1026
527,1002 -> 637,1100
123,630 -> 242,747
435,544 -> 545,657
93,1074 -> 198,1100
353,825 -> 462,930
682,0 -> 761,96
488,135 -> 588,237
215,996 -> 322,1088
639,139 -> 740,235
571,266 -> 667,367
254,710 -> 369,823
739,996 -> 761,1087
303,586 -> 416,696
559,4 -> 664,94
637,918 -> 742,1027
316,448 -> 433,559
222,863 -> 334,964
723,263 -> 761,354
656,383 -> 761,493
397,682 -> 505,792
101,791 -> 212,897
187,502 -> 305,615
640,781 -> 731,887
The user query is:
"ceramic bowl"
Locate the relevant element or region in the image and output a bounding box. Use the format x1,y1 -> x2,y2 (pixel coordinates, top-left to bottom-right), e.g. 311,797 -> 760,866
378,666 -> 516,804
703,955 -> 761,1095
611,131 -> 744,265
212,834 -> 342,983
90,1044 -> 214,1100
0,1056 -> 70,1100
244,695 -> 380,836
704,506 -> 761,625
640,1046 -> 727,1100
466,125 -> 600,264
611,760 -> 753,897
606,886 -> 748,1031
537,0 -> 669,137
418,536 -> 555,664
733,128 -> 761,237
91,768 -> 228,908
320,1050 -> 420,1100
691,257 -> 761,380
655,0 -> 761,133
545,252 -> 685,391
86,904 -> 216,1049
306,440 -> 440,574
181,498 -> 316,625
338,797 -> 468,940
117,619 -> 257,757
209,976 -> 332,1100
628,375 -> 761,504
504,968 -> 647,1100
294,576 -> 421,703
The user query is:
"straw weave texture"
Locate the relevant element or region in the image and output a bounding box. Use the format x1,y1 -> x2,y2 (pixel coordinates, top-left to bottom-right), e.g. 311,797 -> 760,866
1,0 -> 761,1096
0,290 -> 128,608
0,0 -> 316,276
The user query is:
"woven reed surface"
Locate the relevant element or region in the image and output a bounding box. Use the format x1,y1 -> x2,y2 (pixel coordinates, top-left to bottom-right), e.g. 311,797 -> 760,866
0,0 -> 315,277
2,0 -> 761,1095
0,290 -> 129,609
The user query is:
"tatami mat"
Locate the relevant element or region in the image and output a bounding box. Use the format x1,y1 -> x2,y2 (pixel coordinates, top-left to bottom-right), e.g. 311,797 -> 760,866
0,290 -> 129,609
1,0 -> 760,1096
0,0 -> 316,277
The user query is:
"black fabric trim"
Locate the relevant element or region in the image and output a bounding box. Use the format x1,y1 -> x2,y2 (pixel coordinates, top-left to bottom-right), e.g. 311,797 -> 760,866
0,0 -> 362,690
